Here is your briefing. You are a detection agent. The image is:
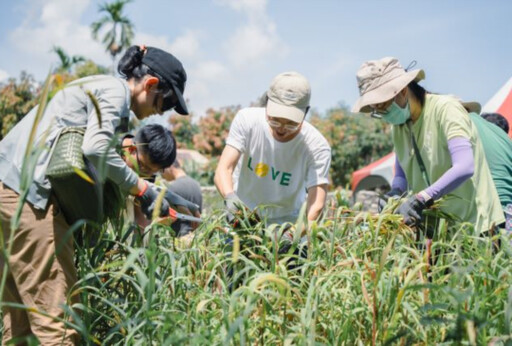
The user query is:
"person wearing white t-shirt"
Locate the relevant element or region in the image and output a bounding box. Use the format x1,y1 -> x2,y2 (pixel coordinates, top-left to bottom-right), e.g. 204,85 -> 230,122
214,71 -> 331,228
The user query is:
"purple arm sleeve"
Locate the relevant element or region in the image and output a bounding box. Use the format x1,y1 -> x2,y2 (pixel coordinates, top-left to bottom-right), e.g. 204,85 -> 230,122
391,157 -> 408,192
424,137 -> 474,200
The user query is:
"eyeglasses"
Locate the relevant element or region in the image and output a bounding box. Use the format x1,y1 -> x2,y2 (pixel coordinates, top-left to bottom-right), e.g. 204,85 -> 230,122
266,116 -> 301,132
122,141 -> 163,176
370,98 -> 395,119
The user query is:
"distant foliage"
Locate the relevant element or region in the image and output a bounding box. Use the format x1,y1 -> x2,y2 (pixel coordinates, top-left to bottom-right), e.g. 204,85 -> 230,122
309,106 -> 394,187
169,114 -> 199,149
75,60 -> 110,78
192,106 -> 239,157
0,72 -> 38,139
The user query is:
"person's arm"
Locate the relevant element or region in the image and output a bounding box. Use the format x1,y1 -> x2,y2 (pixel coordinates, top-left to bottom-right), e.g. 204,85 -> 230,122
391,156 -> 407,193
420,137 -> 474,201
81,78 -> 140,194
306,184 -> 328,221
214,145 -> 242,198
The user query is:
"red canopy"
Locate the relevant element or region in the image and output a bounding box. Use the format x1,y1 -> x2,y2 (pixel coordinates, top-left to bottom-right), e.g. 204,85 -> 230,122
481,77 -> 512,138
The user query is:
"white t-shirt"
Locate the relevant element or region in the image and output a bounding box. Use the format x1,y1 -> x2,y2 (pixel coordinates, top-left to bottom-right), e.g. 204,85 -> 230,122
226,107 -> 331,224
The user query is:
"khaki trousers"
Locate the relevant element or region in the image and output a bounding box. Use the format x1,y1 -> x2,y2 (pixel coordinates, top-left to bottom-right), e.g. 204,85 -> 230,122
0,183 -> 78,345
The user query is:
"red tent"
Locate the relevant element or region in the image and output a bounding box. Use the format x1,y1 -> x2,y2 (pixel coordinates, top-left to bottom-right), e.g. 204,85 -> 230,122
481,77 -> 512,138
351,77 -> 512,195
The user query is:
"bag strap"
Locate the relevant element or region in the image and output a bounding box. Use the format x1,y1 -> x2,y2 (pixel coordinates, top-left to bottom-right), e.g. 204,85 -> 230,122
406,120 -> 431,186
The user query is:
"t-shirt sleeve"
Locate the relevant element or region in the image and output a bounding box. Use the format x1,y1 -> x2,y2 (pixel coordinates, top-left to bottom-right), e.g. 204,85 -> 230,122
438,99 -> 473,141
306,142 -> 331,189
225,110 -> 250,153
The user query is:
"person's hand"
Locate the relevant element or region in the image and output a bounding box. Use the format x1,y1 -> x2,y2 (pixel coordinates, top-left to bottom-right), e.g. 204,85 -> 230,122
174,204 -> 201,230
378,188 -> 404,212
394,194 -> 430,227
136,182 -> 171,219
224,192 -> 247,223
164,190 -> 200,215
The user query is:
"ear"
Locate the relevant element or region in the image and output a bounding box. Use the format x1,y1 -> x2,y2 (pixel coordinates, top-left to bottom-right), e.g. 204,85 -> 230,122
144,76 -> 160,91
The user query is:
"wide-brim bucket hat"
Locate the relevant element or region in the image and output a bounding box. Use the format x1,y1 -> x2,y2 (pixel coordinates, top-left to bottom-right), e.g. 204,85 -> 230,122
352,57 -> 425,113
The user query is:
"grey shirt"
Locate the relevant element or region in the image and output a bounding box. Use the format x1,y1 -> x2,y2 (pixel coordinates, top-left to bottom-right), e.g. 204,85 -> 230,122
0,75 -> 139,210
168,176 -> 202,236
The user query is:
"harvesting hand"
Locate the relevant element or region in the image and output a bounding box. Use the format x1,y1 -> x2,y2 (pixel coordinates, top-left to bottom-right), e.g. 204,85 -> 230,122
165,190 -> 200,215
136,182 -> 171,219
378,188 -> 404,212
224,192 -> 248,223
394,194 -> 431,227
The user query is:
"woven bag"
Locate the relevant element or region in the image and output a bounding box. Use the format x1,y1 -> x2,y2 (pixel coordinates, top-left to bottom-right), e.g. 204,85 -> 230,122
47,127 -> 87,177
47,127 -> 104,241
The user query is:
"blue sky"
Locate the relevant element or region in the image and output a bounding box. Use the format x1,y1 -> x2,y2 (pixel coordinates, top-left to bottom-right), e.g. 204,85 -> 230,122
1,0 -> 511,119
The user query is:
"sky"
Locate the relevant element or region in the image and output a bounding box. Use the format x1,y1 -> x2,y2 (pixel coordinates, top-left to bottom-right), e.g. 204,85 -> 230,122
1,0 -> 511,121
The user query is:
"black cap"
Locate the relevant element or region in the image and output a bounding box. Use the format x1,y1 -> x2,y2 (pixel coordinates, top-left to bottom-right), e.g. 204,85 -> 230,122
142,47 -> 189,115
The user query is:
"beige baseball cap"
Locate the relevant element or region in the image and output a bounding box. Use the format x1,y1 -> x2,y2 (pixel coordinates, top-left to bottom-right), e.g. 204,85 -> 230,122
352,57 -> 425,113
266,71 -> 311,123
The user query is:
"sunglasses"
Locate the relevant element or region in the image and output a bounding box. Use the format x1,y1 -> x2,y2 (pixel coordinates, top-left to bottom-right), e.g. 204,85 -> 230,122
153,87 -> 179,112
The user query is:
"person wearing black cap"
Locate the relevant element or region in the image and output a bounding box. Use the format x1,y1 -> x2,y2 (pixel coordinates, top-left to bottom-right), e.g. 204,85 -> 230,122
0,45 -> 188,344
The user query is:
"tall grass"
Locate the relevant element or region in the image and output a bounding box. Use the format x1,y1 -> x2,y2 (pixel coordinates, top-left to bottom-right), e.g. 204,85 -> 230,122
64,200 -> 512,345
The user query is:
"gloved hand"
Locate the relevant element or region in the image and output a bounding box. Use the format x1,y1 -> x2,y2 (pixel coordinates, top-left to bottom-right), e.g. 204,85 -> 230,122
224,192 -> 247,223
165,190 -> 200,215
136,182 -> 171,219
394,194 -> 431,227
378,188 -> 404,212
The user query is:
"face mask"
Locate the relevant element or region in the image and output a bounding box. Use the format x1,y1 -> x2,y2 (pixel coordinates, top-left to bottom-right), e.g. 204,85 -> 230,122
381,101 -> 411,125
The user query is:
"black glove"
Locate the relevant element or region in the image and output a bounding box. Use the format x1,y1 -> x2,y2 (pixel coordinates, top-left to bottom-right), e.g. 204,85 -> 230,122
224,192 -> 247,224
165,190 -> 200,214
136,183 -> 171,219
394,194 -> 431,227
378,188 -> 404,212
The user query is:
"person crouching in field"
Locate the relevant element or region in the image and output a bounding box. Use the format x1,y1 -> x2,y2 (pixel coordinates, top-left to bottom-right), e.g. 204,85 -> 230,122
0,45 -> 189,345
214,71 -> 331,247
352,57 -> 504,234
120,124 -> 201,240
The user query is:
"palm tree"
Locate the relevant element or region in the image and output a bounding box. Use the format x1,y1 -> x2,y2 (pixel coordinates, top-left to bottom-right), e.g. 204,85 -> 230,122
91,0 -> 134,73
52,46 -> 86,73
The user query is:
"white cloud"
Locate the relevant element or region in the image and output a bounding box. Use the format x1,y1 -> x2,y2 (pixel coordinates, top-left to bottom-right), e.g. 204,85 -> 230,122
215,0 -> 267,19
219,0 -> 287,68
224,23 -> 286,68
0,69 -> 9,82
186,61 -> 232,114
135,30 -> 201,62
8,0 -> 110,71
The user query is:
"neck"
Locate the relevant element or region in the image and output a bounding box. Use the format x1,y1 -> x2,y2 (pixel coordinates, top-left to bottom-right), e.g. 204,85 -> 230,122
173,168 -> 186,179
409,95 -> 423,123
127,78 -> 137,112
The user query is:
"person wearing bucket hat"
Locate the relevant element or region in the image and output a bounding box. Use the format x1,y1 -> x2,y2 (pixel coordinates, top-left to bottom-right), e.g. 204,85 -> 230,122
214,71 -> 331,231
353,57 -> 504,234
0,44 -> 189,344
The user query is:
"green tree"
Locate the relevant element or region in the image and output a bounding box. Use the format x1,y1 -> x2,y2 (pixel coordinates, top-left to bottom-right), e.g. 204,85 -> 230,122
193,106 -> 239,157
52,46 -> 86,73
309,106 -> 394,187
0,72 -> 38,139
91,0 -> 135,72
169,114 -> 199,149
75,60 -> 110,78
